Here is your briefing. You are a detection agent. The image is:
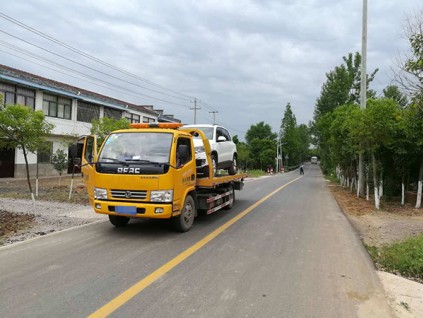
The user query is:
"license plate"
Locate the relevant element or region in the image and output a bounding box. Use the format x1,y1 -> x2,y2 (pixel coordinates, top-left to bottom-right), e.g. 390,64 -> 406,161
115,206 -> 137,215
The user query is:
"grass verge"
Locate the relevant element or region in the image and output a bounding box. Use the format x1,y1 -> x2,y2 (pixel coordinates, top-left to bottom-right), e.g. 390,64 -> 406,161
246,170 -> 267,178
367,235 -> 423,283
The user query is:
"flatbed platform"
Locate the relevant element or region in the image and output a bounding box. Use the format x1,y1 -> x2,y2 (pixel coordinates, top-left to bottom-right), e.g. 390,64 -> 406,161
196,173 -> 247,188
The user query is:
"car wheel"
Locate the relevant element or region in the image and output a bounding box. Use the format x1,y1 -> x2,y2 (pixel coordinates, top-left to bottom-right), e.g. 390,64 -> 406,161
228,155 -> 238,175
211,154 -> 218,176
173,194 -> 195,232
109,215 -> 130,227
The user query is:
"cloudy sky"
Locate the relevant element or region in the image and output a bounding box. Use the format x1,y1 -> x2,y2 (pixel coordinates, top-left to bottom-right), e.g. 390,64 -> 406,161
0,0 -> 421,139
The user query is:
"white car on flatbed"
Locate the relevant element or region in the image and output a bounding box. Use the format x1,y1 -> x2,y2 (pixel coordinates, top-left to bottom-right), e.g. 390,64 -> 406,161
183,124 -> 238,176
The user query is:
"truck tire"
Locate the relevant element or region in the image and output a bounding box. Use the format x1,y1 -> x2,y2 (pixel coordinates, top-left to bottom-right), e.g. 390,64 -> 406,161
173,195 -> 195,232
109,215 -> 130,227
223,189 -> 235,210
228,155 -> 238,175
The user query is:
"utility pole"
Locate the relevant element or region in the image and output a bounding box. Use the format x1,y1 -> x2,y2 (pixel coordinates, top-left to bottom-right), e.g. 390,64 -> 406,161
209,111 -> 218,125
358,0 -> 367,197
190,98 -> 201,124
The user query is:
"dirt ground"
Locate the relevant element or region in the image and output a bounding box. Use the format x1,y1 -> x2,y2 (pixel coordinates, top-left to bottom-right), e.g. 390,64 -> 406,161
0,176 -> 89,243
328,184 -> 423,248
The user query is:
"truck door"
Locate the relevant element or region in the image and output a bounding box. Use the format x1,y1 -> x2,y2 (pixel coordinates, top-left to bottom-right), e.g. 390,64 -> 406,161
81,135 -> 97,204
173,137 -> 196,212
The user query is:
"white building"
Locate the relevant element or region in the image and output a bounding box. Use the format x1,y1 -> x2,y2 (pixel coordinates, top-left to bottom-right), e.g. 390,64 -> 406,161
0,64 -> 178,178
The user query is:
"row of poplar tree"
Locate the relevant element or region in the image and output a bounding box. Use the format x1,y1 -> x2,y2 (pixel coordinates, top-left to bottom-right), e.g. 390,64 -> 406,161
313,10 -> 423,209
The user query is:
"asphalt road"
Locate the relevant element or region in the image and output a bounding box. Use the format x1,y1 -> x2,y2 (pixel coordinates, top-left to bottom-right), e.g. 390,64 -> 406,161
0,164 -> 394,318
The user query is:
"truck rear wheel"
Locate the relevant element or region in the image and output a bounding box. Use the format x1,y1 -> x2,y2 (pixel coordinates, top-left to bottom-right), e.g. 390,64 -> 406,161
223,189 -> 235,210
174,195 -> 195,232
109,215 -> 130,227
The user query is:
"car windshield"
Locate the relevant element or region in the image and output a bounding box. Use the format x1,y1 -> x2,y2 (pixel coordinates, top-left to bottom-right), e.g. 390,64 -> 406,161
98,132 -> 173,163
191,127 -> 214,140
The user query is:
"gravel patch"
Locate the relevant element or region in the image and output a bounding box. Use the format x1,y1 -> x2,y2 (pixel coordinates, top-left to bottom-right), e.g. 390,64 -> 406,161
0,198 -> 103,247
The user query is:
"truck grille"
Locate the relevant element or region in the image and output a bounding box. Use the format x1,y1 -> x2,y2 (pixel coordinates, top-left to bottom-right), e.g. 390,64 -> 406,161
111,189 -> 147,199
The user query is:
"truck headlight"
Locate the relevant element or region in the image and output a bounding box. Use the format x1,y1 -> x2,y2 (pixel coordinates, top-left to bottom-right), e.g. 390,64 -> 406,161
94,187 -> 108,200
150,190 -> 173,202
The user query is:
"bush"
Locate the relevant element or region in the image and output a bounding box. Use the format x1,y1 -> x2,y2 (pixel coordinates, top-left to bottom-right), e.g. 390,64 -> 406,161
369,235 -> 423,282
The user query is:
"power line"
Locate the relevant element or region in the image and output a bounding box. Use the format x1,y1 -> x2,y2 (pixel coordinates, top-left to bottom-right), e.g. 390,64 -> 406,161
0,12 -> 194,100
0,12 -> 249,135
0,40 -> 190,108
0,48 -> 187,107
0,28 -> 193,102
209,110 -> 218,124
190,98 -> 201,124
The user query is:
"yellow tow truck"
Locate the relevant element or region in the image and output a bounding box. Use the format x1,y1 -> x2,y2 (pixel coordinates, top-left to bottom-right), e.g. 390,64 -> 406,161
79,123 -> 246,232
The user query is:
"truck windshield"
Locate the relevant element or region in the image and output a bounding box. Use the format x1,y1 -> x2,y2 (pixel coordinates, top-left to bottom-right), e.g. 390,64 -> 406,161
99,132 -> 173,164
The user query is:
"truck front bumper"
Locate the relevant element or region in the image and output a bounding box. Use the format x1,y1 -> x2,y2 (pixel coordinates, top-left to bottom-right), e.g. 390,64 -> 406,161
92,200 -> 175,219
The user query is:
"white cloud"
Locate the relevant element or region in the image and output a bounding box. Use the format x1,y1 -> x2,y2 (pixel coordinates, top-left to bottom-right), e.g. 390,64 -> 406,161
0,0 -> 421,137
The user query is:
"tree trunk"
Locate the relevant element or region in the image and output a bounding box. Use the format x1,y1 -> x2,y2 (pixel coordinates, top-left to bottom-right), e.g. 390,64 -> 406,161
366,169 -> 369,201
22,146 -> 35,201
379,170 -> 383,199
401,175 -> 405,206
36,160 -> 39,197
372,153 -> 380,209
416,158 -> 423,209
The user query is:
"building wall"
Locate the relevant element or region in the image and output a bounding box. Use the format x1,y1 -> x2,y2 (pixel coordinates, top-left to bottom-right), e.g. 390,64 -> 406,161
1,80 -> 158,178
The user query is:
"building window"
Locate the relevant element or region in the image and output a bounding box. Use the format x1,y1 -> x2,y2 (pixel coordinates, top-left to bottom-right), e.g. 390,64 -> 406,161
77,101 -> 100,123
104,107 -> 122,120
125,113 -> 140,123
0,82 -> 35,108
42,94 -> 72,119
37,141 -> 53,163
143,117 -> 155,123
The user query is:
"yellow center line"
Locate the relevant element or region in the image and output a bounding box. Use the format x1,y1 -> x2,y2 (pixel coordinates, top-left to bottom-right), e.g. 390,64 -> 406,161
89,176 -> 302,318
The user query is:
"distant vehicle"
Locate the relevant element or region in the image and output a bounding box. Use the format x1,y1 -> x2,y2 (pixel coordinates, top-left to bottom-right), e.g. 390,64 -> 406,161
311,156 -> 318,164
183,124 -> 238,176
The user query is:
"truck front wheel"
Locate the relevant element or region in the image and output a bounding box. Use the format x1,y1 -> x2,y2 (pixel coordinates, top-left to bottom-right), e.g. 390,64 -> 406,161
174,195 -> 195,232
109,215 -> 130,227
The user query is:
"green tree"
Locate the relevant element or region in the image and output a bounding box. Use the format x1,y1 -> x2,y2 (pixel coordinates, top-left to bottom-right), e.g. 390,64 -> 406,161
51,148 -> 68,185
314,52 -> 378,122
397,9 -> 423,101
249,138 -> 275,170
395,10 -> 423,208
245,122 -> 276,170
245,122 -> 277,145
90,117 -> 130,149
236,142 -> 249,171
383,85 -> 408,108
329,105 -> 360,187
0,105 -> 54,200
280,103 -> 300,166
297,124 -> 310,163
404,103 -> 423,208
350,99 -> 400,209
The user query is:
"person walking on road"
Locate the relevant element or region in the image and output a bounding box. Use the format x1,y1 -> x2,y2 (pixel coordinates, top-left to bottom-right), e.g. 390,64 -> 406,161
300,164 -> 304,175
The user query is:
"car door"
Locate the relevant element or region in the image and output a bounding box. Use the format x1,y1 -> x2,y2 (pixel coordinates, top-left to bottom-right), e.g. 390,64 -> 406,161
215,127 -> 232,163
